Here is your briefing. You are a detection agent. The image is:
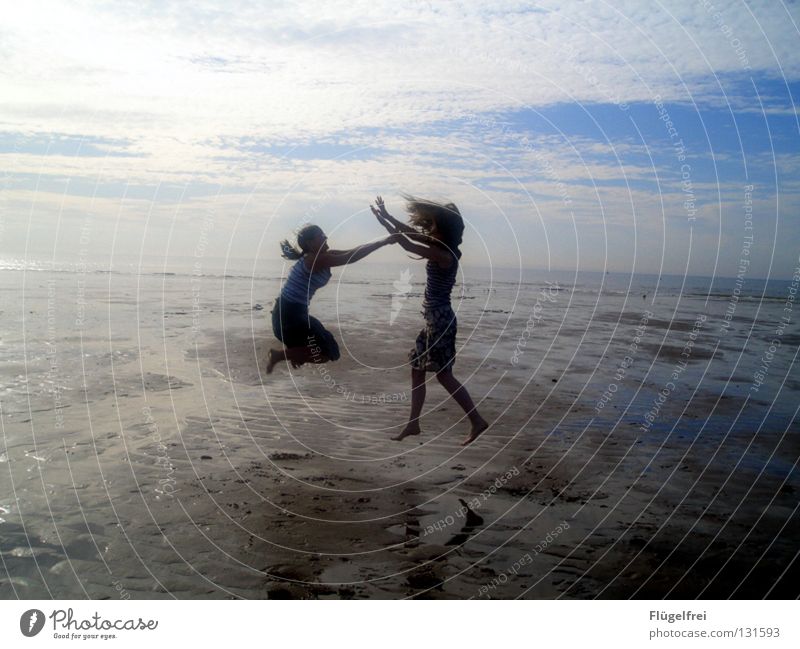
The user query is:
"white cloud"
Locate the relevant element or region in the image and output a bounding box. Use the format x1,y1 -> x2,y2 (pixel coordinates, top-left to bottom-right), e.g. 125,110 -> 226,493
3,0 -> 798,140
2,0 -> 798,276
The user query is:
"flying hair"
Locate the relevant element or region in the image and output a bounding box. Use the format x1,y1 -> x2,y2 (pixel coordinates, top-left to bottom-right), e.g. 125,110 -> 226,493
401,194 -> 464,258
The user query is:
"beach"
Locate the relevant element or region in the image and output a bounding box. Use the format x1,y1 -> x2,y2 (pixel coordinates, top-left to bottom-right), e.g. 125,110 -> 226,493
1,258 -> 798,599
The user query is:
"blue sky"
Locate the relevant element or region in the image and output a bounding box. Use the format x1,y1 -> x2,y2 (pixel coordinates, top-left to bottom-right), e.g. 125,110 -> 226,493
1,0 -> 798,278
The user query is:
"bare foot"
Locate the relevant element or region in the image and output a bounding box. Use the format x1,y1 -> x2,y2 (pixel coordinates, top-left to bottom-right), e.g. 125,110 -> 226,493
266,349 -> 278,374
461,418 -> 489,446
391,425 -> 421,441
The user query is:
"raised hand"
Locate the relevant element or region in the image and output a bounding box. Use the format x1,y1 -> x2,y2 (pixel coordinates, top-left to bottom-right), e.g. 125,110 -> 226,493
372,196 -> 416,237
374,195 -> 389,218
371,204 -> 393,231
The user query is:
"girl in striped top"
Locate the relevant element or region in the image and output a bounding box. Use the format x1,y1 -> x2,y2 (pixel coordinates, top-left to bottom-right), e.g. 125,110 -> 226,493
372,195 -> 489,445
267,224 -> 399,373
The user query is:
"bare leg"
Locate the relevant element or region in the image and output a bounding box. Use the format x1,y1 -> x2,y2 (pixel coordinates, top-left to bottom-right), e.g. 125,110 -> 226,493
266,348 -> 284,374
267,346 -> 327,374
392,368 -> 426,441
436,368 -> 489,445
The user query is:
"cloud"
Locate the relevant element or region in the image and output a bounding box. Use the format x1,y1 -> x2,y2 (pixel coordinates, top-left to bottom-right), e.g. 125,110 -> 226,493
3,1 -> 798,141
1,0 -> 798,277
0,131 -> 143,157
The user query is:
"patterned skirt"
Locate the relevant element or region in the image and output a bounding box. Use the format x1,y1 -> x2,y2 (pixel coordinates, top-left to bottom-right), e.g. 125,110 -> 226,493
409,305 -> 457,372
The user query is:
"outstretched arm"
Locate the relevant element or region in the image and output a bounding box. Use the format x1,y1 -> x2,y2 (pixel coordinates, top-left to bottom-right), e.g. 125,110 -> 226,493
371,196 -> 430,243
309,235 -> 398,269
371,207 -> 400,234
372,196 -> 414,233
394,233 -> 452,267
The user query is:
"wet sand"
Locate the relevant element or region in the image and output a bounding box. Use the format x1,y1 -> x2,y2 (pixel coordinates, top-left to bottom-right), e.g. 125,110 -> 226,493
1,267 -> 798,598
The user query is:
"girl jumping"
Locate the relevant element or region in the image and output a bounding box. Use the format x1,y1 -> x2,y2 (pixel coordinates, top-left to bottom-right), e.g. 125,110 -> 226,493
371,195 -> 489,445
267,224 -> 398,373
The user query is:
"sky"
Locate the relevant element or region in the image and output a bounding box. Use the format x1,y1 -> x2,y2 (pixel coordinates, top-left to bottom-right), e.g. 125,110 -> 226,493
1,0 -> 799,279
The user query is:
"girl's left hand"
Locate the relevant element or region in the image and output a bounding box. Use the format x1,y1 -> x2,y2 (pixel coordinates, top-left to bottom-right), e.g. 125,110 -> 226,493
374,195 -> 390,217
371,205 -> 389,225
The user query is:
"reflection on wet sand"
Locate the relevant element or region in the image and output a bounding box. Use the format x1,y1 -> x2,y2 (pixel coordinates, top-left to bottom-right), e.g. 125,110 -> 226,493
1,269 -> 797,598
